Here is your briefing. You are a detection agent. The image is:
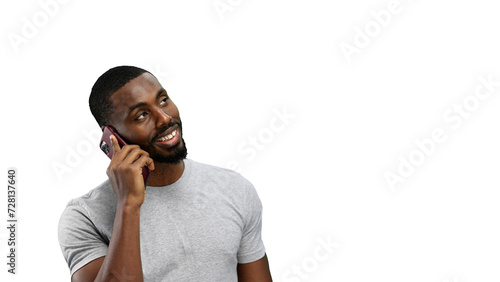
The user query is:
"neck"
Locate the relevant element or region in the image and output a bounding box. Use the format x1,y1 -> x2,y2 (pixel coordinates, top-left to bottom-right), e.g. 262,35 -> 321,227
146,159 -> 185,187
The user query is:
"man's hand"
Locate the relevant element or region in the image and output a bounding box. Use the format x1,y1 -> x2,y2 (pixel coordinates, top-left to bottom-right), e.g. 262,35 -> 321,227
106,135 -> 154,208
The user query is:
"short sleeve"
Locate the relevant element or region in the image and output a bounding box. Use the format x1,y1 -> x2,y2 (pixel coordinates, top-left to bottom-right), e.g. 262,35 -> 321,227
58,200 -> 108,276
237,183 -> 266,263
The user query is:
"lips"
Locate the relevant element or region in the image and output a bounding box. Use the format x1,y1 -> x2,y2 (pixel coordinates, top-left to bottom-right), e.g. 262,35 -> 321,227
153,124 -> 181,149
154,124 -> 179,142
156,130 -> 177,142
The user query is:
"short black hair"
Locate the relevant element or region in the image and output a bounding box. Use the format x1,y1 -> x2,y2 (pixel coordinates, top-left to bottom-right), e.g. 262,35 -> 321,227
89,65 -> 150,128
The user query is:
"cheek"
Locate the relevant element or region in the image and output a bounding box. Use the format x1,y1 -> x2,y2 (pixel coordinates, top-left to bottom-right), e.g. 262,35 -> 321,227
120,125 -> 155,145
168,101 -> 180,117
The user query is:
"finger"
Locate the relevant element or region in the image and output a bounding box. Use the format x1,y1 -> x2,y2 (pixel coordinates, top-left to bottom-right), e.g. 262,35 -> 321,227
146,157 -> 155,171
130,154 -> 154,171
110,135 -> 121,156
121,147 -> 150,165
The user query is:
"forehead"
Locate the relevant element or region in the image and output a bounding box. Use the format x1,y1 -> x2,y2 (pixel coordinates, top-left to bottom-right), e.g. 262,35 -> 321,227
109,72 -> 162,115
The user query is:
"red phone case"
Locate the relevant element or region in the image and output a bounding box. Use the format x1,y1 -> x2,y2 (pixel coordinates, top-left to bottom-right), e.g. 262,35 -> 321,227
99,126 -> 152,185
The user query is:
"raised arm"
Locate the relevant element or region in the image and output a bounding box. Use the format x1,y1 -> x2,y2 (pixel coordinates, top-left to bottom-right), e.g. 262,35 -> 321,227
72,135 -> 154,282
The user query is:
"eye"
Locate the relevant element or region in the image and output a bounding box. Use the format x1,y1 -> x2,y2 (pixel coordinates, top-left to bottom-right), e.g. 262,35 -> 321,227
136,111 -> 149,120
159,96 -> 169,106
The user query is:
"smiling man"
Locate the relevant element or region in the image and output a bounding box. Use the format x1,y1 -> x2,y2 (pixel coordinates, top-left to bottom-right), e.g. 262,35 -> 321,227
58,66 -> 272,282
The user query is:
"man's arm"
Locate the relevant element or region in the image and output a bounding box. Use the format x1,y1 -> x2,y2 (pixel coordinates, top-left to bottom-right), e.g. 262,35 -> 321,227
237,254 -> 272,282
71,257 -> 104,281
72,135 -> 154,282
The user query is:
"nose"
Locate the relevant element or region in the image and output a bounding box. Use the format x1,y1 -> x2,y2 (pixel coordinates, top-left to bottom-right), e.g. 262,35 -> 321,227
153,107 -> 172,128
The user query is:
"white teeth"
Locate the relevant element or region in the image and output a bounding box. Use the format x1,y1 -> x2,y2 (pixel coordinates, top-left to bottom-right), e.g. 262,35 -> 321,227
157,130 -> 177,142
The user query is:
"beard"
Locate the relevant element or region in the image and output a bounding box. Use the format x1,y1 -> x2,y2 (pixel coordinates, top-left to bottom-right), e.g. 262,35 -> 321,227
140,120 -> 188,164
148,136 -> 188,164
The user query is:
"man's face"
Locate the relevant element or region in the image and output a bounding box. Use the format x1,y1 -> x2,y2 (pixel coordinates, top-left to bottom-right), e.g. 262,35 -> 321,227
107,72 -> 187,163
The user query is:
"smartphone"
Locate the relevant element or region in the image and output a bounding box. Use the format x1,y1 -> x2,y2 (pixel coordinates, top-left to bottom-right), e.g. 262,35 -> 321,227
99,125 -> 152,185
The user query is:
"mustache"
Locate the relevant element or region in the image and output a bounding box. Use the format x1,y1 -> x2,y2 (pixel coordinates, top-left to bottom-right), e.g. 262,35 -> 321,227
151,120 -> 182,142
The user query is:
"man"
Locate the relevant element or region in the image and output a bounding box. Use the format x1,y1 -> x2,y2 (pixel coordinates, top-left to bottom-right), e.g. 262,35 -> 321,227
58,66 -> 272,281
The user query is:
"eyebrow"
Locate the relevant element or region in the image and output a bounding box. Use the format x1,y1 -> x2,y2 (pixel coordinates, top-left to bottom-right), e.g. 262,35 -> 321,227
127,88 -> 166,115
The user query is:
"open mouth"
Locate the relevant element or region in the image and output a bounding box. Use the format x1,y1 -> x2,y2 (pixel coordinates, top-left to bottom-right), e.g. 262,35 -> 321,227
156,130 -> 177,142
153,124 -> 180,146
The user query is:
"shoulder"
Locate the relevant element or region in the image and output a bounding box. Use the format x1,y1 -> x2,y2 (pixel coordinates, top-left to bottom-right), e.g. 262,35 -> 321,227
58,182 -> 113,276
188,159 -> 251,183
186,159 -> 260,206
187,159 -> 255,190
63,180 -> 115,214
58,180 -> 116,236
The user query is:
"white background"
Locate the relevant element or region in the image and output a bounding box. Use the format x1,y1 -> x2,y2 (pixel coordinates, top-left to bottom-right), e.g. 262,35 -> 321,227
1,0 -> 500,281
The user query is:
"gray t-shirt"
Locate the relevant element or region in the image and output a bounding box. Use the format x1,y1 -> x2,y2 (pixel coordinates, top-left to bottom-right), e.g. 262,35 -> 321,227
58,159 -> 266,281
